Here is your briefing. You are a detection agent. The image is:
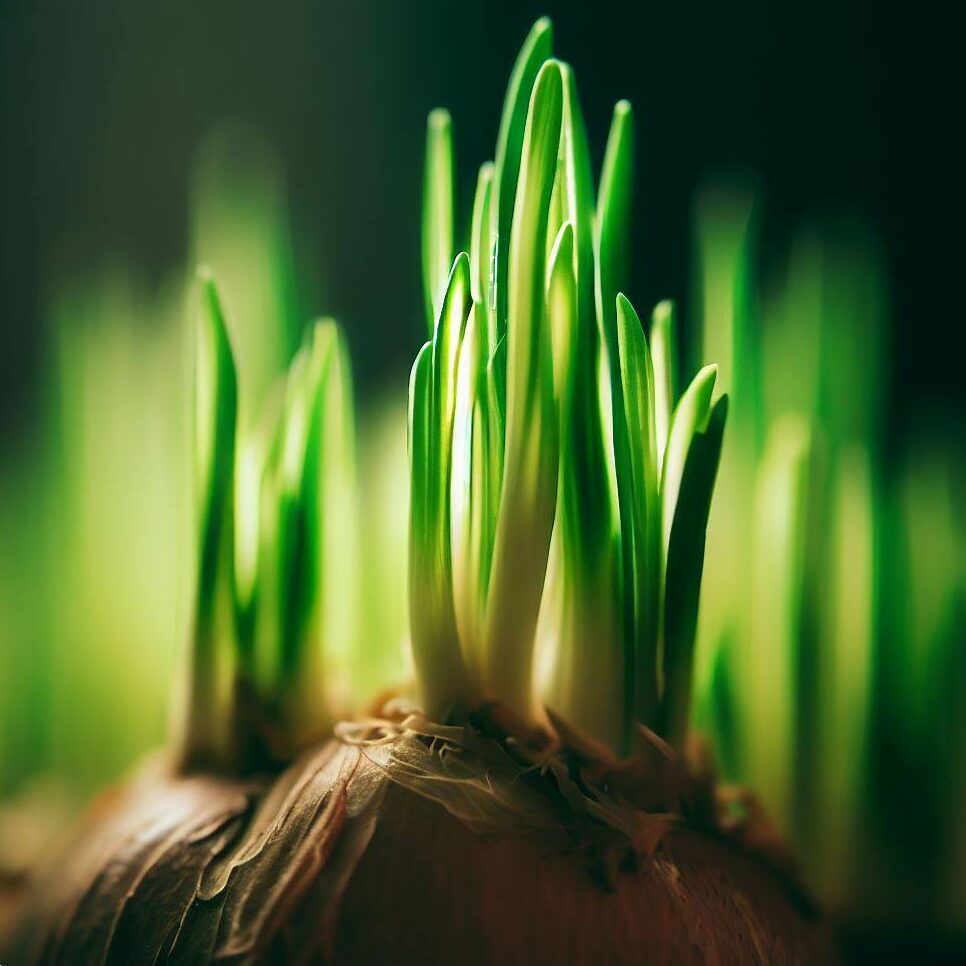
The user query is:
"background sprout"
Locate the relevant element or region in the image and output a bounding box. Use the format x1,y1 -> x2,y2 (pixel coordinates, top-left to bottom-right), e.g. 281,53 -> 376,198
411,26 -> 728,757
877,439 -> 966,927
0,121 -> 374,796
693,192 -> 889,889
353,394 -> 411,701
23,269 -> 189,795
692,177 -> 966,934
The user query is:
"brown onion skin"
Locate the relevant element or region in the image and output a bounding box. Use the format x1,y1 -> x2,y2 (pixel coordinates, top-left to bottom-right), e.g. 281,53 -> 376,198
3,738 -> 838,966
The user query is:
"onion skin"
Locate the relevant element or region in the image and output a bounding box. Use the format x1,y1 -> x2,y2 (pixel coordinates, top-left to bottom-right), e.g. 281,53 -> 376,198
4,738 -> 838,965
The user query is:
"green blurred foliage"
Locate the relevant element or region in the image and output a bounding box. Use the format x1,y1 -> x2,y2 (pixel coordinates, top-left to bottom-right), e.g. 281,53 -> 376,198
692,178 -> 965,928
1,267 -> 189,799
0,123 -> 411,806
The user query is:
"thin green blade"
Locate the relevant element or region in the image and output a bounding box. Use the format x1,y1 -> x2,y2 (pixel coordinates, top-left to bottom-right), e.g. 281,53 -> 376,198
181,267 -> 239,770
411,254 -> 476,717
650,299 -> 678,474
595,100 -> 635,353
451,303 -> 487,666
616,293 -> 660,728
491,17 -> 554,337
422,109 -> 456,335
661,363 -> 718,561
470,161 -> 496,322
485,59 -> 563,714
660,394 -> 728,748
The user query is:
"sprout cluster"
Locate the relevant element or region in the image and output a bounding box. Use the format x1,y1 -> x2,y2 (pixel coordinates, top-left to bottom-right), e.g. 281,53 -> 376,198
183,271 -> 355,771
409,19 -> 727,754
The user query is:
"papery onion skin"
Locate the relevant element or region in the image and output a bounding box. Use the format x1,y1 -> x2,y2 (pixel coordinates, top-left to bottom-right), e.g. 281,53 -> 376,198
4,738 -> 838,966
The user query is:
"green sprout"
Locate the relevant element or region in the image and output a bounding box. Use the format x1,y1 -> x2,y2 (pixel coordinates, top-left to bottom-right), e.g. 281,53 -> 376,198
180,271 -> 238,770
410,19 -> 728,754
180,268 -> 357,771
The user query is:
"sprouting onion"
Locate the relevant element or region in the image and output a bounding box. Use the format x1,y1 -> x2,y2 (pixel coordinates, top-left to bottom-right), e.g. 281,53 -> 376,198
3,19 -> 837,966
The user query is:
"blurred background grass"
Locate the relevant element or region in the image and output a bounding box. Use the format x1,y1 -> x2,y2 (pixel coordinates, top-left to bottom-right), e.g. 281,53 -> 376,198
2,0 -> 960,436
1,0 -> 962,957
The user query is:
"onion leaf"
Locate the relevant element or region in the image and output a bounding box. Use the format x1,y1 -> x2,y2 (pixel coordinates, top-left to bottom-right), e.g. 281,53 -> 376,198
649,299 -> 678,474
660,394 -> 728,748
409,257 -> 476,717
491,16 -> 554,338
422,109 -> 456,335
181,268 -> 238,770
484,60 -> 563,712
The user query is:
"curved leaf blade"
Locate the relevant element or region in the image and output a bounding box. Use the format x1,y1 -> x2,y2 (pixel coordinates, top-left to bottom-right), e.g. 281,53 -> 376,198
661,395 -> 728,748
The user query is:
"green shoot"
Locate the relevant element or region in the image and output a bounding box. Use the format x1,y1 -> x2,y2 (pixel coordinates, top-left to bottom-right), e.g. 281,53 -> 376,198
539,62 -> 622,747
450,304 -> 488,669
482,60 -> 563,714
491,17 -> 554,339
180,269 -> 238,770
595,100 -> 635,356
470,162 -> 495,335
422,109 -> 456,334
660,364 -> 718,559
408,259 -> 475,718
248,321 -> 356,750
660,394 -> 728,746
650,299 -> 678,473
614,294 -> 658,731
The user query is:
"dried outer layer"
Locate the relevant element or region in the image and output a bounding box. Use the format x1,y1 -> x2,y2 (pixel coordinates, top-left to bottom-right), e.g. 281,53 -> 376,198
4,731 -> 837,966
5,744 -> 386,965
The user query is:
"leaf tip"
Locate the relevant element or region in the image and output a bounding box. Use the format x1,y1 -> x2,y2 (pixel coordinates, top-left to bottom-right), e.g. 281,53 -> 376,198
652,299 -> 675,326
428,107 -> 452,133
532,15 -> 554,39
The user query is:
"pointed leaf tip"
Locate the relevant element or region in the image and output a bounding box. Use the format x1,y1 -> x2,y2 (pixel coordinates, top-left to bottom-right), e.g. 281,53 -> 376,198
428,107 -> 451,130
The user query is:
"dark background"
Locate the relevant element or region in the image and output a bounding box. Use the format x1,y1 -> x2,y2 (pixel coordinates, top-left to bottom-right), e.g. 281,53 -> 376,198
1,0 -> 960,457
